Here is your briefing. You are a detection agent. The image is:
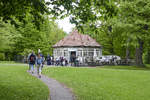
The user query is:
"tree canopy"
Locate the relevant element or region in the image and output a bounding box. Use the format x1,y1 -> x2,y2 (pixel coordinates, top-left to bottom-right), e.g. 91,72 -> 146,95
0,0 -> 150,66
46,0 -> 150,66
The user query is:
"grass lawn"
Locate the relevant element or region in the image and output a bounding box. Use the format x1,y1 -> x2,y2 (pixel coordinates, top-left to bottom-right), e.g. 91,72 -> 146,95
43,66 -> 150,100
0,61 -> 17,64
99,65 -> 150,70
0,64 -> 49,100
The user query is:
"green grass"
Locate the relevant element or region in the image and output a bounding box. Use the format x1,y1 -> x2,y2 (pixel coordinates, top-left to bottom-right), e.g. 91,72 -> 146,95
43,66 -> 150,100
0,64 -> 49,100
0,61 -> 16,64
99,65 -> 150,70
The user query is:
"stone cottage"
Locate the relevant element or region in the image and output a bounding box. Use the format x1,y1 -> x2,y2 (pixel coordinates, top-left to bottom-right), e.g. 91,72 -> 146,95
53,30 -> 102,65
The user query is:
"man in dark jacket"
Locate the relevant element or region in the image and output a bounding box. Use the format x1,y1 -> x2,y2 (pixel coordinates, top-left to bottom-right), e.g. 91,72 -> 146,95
28,51 -> 36,74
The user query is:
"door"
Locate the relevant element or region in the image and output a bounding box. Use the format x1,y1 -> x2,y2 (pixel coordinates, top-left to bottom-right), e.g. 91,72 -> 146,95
70,51 -> 76,62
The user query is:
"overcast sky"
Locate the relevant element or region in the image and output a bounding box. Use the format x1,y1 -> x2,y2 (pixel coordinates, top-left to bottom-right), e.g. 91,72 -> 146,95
45,0 -> 75,34
55,17 -> 75,34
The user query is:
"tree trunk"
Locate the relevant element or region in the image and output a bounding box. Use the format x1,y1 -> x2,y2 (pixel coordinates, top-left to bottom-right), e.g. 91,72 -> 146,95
145,49 -> 150,64
147,50 -> 150,64
135,38 -> 144,67
125,47 -> 130,65
125,38 -> 131,65
110,41 -> 114,54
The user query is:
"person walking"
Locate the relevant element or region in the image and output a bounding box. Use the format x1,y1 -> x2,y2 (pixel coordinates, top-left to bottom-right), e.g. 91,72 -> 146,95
28,51 -> 36,74
36,53 -> 44,78
38,49 -> 45,68
40,53 -> 45,69
47,54 -> 51,65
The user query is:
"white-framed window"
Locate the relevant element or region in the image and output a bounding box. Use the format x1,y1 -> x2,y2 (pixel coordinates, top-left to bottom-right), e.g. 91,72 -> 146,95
77,50 -> 82,57
64,50 -> 68,56
84,50 -> 88,56
96,49 -> 99,56
88,51 -> 94,56
57,50 -> 60,56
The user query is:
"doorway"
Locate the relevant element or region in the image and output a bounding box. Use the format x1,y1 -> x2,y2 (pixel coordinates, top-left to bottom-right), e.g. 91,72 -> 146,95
70,51 -> 76,62
70,51 -> 76,56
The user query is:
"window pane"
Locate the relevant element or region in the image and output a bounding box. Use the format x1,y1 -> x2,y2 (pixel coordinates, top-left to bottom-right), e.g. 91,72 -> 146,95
64,50 -> 68,56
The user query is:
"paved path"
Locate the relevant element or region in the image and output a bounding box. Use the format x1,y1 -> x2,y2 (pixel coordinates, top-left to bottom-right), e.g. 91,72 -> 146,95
28,69 -> 75,100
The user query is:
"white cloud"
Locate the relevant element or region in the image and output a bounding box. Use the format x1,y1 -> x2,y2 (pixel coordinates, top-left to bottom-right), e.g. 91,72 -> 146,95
55,17 -> 75,34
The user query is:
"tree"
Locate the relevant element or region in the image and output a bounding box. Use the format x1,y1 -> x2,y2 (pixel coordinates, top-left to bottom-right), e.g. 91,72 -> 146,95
0,13 -> 66,61
0,0 -> 49,28
0,19 -> 21,60
47,0 -> 118,27
14,15 -> 66,57
117,0 -> 150,66
71,0 -> 150,66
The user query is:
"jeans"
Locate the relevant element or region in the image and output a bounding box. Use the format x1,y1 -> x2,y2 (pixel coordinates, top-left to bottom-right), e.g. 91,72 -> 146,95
29,64 -> 34,72
37,64 -> 42,75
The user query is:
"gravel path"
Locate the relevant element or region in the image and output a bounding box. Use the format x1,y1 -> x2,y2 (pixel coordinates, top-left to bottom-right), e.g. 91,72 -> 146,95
28,69 -> 75,100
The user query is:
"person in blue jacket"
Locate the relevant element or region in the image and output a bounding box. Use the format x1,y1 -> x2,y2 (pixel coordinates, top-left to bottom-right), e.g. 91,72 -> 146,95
36,53 -> 44,78
40,53 -> 45,69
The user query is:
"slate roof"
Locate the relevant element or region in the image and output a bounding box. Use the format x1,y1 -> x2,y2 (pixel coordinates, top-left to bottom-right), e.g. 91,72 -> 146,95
53,30 -> 101,48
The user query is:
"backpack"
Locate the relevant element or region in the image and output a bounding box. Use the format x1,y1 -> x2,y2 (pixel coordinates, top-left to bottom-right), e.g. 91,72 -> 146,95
30,54 -> 35,62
